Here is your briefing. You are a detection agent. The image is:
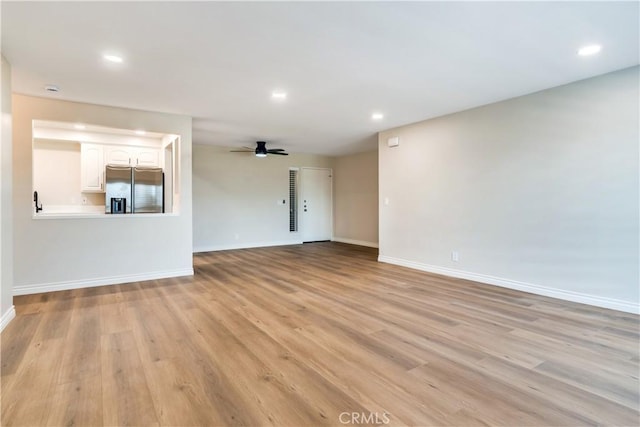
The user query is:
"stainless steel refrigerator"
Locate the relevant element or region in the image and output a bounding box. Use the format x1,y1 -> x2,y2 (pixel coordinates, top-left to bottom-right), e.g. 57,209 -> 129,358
105,165 -> 133,213
105,165 -> 164,213
133,166 -> 164,213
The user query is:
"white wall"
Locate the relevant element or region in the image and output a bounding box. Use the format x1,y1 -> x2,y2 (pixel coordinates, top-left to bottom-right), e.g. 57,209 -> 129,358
12,95 -> 193,294
333,149 -> 379,247
33,140 -> 81,205
33,139 -> 104,208
378,67 -> 639,313
193,144 -> 332,252
1,55 -> 15,330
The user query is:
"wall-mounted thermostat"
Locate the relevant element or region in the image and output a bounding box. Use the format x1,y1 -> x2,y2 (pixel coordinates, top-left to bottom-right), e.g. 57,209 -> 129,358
387,136 -> 399,147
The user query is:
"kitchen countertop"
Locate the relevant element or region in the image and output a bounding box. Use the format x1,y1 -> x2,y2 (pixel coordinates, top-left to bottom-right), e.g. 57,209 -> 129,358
33,211 -> 178,219
32,205 -> 177,219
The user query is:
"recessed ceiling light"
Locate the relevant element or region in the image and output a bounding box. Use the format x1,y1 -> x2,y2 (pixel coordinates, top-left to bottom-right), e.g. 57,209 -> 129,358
271,91 -> 287,100
103,53 -> 124,63
74,124 -> 86,130
578,44 -> 602,56
371,112 -> 384,120
135,130 -> 146,136
44,84 -> 60,93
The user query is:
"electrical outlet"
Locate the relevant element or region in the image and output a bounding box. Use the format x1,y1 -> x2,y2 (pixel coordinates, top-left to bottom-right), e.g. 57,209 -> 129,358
451,250 -> 459,262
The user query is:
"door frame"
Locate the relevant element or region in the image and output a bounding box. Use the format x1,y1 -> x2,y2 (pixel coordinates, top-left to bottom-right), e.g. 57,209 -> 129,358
299,167 -> 333,242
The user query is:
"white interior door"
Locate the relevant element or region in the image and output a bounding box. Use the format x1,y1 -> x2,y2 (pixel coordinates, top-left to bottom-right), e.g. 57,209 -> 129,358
300,168 -> 332,242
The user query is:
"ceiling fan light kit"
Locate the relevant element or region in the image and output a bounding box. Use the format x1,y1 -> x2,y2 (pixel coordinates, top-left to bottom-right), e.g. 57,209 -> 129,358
255,141 -> 268,157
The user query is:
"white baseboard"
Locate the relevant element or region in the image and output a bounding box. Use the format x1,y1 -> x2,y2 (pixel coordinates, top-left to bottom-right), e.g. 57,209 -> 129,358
0,305 -> 16,332
378,255 -> 639,315
13,268 -> 194,296
332,237 -> 379,248
193,240 -> 303,253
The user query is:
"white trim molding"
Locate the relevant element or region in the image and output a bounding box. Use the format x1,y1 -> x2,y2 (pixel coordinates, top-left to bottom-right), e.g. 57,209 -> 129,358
332,237 -> 379,248
193,240 -> 303,253
1,306 -> 16,332
13,268 -> 194,296
378,255 -> 639,315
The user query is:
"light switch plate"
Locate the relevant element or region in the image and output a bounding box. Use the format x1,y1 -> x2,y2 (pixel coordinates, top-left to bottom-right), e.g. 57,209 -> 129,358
388,137 -> 399,147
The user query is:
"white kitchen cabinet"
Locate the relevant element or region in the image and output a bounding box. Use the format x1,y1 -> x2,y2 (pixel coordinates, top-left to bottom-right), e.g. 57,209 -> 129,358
104,145 -> 159,167
80,144 -> 104,192
133,147 -> 160,167
104,146 -> 132,166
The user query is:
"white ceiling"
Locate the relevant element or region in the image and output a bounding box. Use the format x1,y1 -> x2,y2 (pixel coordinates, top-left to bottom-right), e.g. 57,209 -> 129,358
2,1 -> 638,156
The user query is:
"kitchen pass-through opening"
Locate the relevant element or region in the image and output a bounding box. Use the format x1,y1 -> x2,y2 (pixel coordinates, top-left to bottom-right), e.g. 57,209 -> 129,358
31,120 -> 181,217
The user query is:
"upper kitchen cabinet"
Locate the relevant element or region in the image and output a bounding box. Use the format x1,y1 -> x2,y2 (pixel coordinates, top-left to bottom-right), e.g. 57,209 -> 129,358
80,143 -> 104,192
135,148 -> 160,167
105,145 -> 159,167
104,145 -> 131,166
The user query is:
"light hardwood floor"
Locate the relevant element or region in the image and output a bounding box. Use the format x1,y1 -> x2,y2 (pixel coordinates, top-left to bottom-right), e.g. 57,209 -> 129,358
1,242 -> 639,426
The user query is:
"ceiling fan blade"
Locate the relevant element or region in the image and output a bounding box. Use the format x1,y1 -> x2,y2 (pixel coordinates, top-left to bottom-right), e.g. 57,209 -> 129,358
268,148 -> 286,152
230,150 -> 252,152
269,151 -> 289,156
243,146 -> 255,150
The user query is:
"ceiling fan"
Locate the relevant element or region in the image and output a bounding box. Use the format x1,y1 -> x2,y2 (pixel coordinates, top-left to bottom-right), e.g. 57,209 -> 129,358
230,141 -> 289,157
